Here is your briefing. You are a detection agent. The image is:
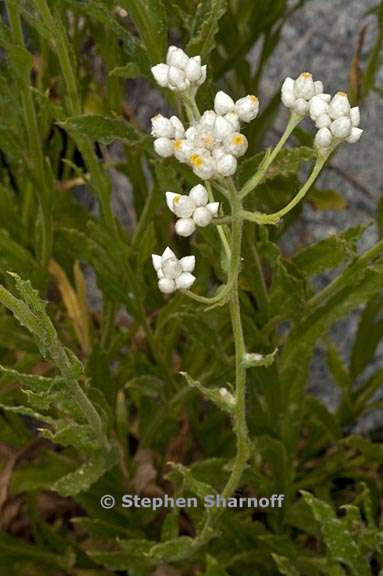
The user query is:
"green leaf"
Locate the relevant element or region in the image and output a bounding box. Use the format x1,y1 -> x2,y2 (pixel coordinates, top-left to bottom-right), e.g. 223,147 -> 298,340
203,555 -> 230,576
187,0 -> 228,59
109,62 -> 142,79
52,448 -> 118,497
308,187 -> 347,211
118,0 -> 168,63
272,554 -> 300,576
61,114 -> 151,148
280,240 -> 383,452
242,348 -> 278,368
169,462 -> 217,500
325,341 -> 352,391
292,224 -> 368,277
180,371 -> 235,414
301,491 -> 370,576
350,293 -> 383,379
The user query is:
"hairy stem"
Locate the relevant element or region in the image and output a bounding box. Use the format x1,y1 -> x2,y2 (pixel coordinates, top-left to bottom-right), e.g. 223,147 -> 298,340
240,112 -> 302,198
241,153 -> 327,225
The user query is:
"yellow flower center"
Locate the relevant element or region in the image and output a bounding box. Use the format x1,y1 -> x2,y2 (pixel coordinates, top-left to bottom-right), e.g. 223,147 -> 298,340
302,72 -> 312,78
173,195 -> 182,204
249,95 -> 258,103
337,91 -> 347,97
232,134 -> 244,146
174,139 -> 183,150
191,154 -> 203,167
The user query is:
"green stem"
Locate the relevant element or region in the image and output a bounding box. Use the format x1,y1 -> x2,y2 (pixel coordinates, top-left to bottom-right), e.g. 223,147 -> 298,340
240,112 -> 302,198
206,182 -> 231,260
222,193 -> 249,497
241,154 -> 327,225
7,2 -> 52,268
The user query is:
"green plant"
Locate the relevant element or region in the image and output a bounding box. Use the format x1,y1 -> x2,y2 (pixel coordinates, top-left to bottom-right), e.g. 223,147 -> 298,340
0,2 -> 381,575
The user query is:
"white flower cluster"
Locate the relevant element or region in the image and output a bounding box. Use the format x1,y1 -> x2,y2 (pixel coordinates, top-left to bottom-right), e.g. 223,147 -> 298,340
151,46 -> 206,93
151,91 -> 258,179
281,73 -> 363,154
152,247 -> 196,294
311,92 -> 363,152
166,184 -> 219,237
281,73 -> 326,116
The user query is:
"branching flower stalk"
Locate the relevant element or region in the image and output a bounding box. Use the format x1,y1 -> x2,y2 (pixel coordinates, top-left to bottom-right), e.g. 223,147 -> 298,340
151,47 -> 364,554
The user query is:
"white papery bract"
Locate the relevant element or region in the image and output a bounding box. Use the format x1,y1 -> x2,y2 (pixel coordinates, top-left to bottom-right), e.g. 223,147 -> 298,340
166,185 -> 219,237
281,73 -> 328,117
312,91 -> 363,153
151,46 -> 206,93
152,247 -> 196,293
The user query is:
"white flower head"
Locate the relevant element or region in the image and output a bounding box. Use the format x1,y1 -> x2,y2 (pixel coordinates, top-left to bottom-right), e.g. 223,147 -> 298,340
314,91 -> 363,153
166,185 -> 219,237
151,46 -> 206,93
235,95 -> 259,122
152,247 -> 196,293
282,72 -> 329,117
214,91 -> 235,115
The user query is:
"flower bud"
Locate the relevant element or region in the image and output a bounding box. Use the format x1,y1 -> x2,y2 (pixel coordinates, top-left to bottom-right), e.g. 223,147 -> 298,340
175,272 -> 196,290
158,278 -> 176,294
294,72 -> 315,100
170,116 -> 185,139
293,98 -> 309,116
328,92 -> 350,119
314,127 -> 332,149
214,116 -> 235,140
168,66 -> 188,90
224,112 -> 240,131
151,63 -> 169,87
235,95 -> 259,122
315,113 -> 331,128
189,184 -> 208,207
200,110 -> 217,128
281,77 -> 294,93
180,256 -> 195,272
193,206 -> 212,227
152,254 -> 162,273
167,46 -> 189,69
206,202 -> 219,217
192,156 -> 215,180
345,127 -> 363,143
162,257 -> 182,279
154,137 -> 174,158
175,218 -> 196,237
281,91 -> 295,108
185,57 -> 202,82
314,80 -> 324,95
172,195 -> 195,218
309,95 -> 329,119
151,114 -> 174,138
330,117 -> 352,139
173,139 -> 193,162
224,132 -> 248,157
216,153 -> 237,177
214,91 -> 235,115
